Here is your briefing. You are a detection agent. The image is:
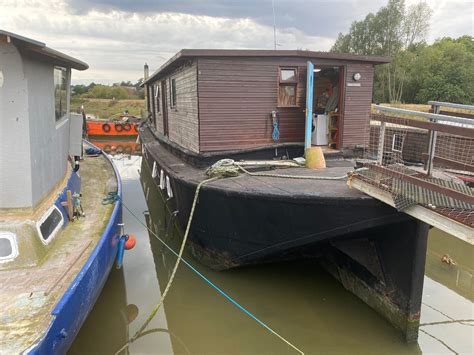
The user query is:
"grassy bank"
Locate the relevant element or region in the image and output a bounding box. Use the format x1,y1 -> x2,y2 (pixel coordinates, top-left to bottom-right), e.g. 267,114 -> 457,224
71,97 -> 145,118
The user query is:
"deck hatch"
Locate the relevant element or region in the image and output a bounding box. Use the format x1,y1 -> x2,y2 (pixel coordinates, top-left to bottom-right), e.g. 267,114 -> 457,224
0,232 -> 18,262
37,206 -> 64,245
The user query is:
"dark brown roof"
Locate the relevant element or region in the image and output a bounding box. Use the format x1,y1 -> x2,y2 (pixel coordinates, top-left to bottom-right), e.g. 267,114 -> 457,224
0,30 -> 88,71
144,49 -> 391,85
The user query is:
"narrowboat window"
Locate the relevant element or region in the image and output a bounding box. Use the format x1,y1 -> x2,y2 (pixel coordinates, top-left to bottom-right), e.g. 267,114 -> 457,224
392,133 -> 404,152
0,232 -> 18,262
170,78 -> 177,108
54,67 -> 68,121
280,68 -> 297,82
147,85 -> 153,113
154,83 -> 160,113
37,206 -> 64,245
278,67 -> 297,107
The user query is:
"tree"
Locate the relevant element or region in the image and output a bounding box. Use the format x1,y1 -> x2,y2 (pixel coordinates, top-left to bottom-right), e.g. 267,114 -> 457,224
331,0 -> 432,103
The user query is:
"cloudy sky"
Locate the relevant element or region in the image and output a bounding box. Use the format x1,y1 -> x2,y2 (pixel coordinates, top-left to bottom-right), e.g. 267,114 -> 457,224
0,0 -> 472,84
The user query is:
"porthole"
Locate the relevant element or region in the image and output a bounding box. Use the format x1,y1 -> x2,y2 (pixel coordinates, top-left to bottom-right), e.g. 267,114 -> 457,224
36,205 -> 64,245
0,232 -> 19,263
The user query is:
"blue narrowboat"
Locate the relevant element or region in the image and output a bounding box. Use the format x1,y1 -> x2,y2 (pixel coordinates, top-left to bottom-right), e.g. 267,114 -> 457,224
0,30 -> 125,354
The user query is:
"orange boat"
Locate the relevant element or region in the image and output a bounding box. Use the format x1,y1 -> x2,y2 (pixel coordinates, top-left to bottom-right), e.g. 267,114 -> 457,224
86,115 -> 141,137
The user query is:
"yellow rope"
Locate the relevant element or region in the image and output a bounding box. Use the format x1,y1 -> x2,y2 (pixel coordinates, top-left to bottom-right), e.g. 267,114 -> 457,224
115,176 -> 219,355
117,157 -> 347,354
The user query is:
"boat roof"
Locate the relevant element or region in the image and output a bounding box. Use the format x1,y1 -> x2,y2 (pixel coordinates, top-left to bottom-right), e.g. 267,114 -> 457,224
144,49 -> 391,85
0,30 -> 88,71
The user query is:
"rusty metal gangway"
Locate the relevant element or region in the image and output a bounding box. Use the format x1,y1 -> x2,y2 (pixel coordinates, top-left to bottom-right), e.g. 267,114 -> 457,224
350,103 -> 474,243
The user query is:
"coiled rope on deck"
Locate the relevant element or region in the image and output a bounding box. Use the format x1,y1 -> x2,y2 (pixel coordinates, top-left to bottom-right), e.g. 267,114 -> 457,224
206,158 -> 348,181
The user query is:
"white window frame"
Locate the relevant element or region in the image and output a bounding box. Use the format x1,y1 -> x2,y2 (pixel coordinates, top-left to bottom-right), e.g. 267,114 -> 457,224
391,133 -> 404,152
0,232 -> 19,263
36,205 -> 64,245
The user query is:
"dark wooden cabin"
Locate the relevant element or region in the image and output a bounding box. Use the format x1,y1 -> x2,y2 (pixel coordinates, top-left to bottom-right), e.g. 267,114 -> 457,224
143,50 -> 390,156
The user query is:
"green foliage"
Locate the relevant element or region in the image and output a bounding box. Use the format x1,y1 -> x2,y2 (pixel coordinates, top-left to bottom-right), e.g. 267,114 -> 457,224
71,79 -> 145,100
331,1 -> 474,104
83,85 -> 130,99
331,0 -> 438,103
410,38 -> 474,104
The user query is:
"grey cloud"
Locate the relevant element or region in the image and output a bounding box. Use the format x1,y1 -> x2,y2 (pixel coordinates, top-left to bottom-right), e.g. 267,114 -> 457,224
65,0 -> 381,38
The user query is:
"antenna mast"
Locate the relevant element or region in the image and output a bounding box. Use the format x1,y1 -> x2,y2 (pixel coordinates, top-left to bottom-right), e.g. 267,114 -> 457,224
272,0 -> 277,50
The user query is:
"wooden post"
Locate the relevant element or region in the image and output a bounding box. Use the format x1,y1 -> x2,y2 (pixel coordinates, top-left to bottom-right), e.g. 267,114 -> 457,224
66,189 -> 73,221
426,104 -> 440,176
377,121 -> 386,165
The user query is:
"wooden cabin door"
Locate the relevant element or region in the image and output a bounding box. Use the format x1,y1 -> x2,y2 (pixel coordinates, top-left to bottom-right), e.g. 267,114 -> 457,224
161,81 -> 169,136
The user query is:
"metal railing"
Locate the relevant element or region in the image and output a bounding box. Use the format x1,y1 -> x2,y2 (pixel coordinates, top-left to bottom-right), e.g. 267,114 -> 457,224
372,105 -> 474,175
428,101 -> 474,112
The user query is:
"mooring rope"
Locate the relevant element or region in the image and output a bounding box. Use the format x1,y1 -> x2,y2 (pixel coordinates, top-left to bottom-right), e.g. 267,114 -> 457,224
206,158 -> 348,181
114,171 -> 304,354
115,176 -> 218,354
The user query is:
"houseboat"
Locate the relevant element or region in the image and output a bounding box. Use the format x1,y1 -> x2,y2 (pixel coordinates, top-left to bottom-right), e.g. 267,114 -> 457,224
139,49 -> 430,342
0,30 -> 126,353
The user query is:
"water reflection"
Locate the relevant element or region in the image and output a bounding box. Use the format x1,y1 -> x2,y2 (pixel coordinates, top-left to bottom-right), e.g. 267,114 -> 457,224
88,137 -> 141,156
68,268 -> 129,354
70,150 -> 473,354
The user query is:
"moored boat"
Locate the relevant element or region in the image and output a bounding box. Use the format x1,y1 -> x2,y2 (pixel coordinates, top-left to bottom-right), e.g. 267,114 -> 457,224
0,30 -> 126,354
139,49 -> 430,342
86,115 -> 140,137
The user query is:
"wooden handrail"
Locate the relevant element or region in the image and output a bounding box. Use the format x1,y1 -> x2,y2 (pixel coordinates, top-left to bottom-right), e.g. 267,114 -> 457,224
371,113 -> 474,139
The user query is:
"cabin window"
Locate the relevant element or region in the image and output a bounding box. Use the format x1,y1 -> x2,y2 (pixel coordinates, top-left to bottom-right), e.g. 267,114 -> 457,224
154,83 -> 160,113
36,205 -> 64,245
278,67 -> 297,107
54,67 -> 68,121
170,78 -> 177,108
147,85 -> 153,113
392,133 -> 404,152
0,232 -> 18,263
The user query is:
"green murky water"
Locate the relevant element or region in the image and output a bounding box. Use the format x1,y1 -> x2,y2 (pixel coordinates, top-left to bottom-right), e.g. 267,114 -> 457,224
69,155 -> 473,355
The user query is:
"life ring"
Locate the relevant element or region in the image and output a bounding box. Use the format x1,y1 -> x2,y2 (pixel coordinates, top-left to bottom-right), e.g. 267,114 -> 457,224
102,123 -> 111,132
123,123 -> 132,131
115,123 -> 124,132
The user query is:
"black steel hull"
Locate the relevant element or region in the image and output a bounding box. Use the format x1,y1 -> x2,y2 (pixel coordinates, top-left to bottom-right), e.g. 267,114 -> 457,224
139,125 -> 429,342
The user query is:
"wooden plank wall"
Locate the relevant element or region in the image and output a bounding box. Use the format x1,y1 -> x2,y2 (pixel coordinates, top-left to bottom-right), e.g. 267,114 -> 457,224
342,63 -> 374,148
197,57 -> 306,152
148,57 -> 376,153
150,60 -> 199,153
198,57 -> 376,152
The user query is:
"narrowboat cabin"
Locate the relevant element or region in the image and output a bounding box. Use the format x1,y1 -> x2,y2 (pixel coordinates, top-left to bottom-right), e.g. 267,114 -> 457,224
142,49 -> 390,159
0,30 -> 125,353
139,49 -> 429,342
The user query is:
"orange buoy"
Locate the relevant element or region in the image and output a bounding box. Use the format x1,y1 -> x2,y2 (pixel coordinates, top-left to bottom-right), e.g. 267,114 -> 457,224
125,234 -> 136,250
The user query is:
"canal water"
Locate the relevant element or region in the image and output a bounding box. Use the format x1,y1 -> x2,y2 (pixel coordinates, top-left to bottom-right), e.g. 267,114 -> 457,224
69,153 -> 473,355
